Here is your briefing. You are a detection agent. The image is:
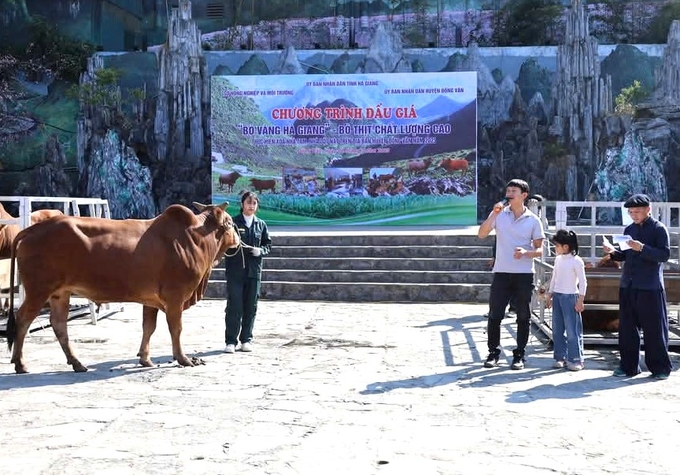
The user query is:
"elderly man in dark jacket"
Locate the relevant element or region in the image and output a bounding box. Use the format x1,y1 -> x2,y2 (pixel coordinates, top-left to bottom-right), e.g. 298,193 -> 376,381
604,193 -> 672,379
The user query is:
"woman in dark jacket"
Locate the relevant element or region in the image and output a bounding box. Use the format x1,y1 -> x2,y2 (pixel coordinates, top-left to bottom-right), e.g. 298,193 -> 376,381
224,191 -> 271,353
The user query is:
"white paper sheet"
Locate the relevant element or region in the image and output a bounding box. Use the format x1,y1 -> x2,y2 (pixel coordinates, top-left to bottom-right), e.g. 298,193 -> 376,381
612,234 -> 633,250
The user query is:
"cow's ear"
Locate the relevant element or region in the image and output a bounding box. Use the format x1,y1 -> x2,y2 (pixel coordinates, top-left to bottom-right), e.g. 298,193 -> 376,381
193,202 -> 207,212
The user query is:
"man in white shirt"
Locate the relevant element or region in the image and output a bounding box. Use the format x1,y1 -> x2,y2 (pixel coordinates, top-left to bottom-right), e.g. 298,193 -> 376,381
478,179 -> 545,369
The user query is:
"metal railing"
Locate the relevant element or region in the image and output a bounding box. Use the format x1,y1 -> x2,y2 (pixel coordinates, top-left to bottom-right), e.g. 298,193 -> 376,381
529,200 -> 680,345
535,200 -> 680,266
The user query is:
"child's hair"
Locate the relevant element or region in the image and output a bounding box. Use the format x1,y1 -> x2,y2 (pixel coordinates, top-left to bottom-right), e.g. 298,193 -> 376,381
551,229 -> 579,255
240,191 -> 259,211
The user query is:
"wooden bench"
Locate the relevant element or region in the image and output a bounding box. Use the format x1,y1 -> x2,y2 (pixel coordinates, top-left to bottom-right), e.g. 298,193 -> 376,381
581,267 -> 680,331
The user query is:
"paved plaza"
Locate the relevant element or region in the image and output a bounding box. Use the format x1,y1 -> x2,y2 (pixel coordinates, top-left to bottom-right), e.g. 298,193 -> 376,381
1,300 -> 679,475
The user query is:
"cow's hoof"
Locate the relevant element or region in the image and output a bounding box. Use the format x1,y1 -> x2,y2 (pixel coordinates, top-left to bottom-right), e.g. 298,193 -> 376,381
139,358 -> 154,368
14,365 -> 29,374
176,355 -> 195,367
72,362 -> 89,372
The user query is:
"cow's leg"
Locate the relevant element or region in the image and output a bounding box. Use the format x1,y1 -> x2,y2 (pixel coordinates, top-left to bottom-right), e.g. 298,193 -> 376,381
137,305 -> 159,367
49,292 -> 88,372
165,305 -> 194,367
10,298 -> 46,374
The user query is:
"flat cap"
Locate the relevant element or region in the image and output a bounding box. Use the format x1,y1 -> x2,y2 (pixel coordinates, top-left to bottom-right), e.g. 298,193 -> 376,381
623,193 -> 651,208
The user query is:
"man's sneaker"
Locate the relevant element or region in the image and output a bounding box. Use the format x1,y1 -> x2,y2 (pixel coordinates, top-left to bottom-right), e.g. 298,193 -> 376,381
552,360 -> 566,369
240,342 -> 253,352
510,349 -> 525,370
224,344 -> 236,354
510,355 -> 525,370
567,361 -> 584,371
651,373 -> 669,380
483,352 -> 500,368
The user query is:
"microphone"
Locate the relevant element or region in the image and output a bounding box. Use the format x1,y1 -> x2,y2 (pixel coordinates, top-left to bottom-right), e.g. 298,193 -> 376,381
493,198 -> 509,213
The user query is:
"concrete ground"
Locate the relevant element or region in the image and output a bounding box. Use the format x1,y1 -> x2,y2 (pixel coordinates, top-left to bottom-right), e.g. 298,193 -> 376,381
1,300 -> 679,475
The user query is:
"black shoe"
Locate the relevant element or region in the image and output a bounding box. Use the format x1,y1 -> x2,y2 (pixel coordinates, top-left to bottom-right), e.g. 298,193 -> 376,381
510,349 -> 525,370
484,352 -> 500,368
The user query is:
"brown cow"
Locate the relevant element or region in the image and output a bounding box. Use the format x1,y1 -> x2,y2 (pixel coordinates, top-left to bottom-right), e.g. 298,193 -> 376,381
0,203 -> 19,260
218,171 -> 241,192
6,202 -> 240,374
439,158 -> 468,176
0,204 -> 64,259
407,157 -> 432,176
250,178 -> 276,193
28,209 -> 64,224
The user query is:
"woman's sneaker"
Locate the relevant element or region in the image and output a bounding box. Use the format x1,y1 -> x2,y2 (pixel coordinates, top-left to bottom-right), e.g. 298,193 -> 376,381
552,360 -> 566,369
567,361 -> 584,371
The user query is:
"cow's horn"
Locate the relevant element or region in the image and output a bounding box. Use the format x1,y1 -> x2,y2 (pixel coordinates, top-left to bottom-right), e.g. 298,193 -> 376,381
217,202 -> 229,210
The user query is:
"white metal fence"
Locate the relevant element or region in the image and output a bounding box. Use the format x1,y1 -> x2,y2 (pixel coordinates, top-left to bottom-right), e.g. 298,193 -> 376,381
529,200 -> 680,345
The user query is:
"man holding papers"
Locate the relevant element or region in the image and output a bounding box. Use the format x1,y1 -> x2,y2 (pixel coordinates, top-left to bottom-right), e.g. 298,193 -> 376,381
603,194 -> 673,379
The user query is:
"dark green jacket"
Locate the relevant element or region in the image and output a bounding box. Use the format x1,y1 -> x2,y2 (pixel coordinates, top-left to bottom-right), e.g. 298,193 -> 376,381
224,213 -> 271,280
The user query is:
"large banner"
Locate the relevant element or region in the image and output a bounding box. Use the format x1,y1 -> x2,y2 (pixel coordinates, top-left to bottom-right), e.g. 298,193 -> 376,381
211,72 -> 477,226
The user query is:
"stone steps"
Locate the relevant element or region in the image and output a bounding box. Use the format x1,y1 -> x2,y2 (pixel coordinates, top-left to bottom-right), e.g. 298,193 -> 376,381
206,231 -> 494,303
211,257 -> 491,274
206,281 -> 489,302
265,245 -> 492,259
270,234 -> 485,247
211,268 -> 493,284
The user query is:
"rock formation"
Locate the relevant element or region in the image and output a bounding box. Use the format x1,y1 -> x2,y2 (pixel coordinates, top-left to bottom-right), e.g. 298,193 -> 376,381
34,134 -> 71,198
595,131 -> 667,203
654,20 -> 680,104
154,0 -> 206,161
551,0 -> 612,199
83,129 -> 157,218
604,20 -> 680,203
77,55 -> 156,218
355,23 -> 412,73
441,42 -> 516,127
153,0 -> 211,211
272,46 -> 305,74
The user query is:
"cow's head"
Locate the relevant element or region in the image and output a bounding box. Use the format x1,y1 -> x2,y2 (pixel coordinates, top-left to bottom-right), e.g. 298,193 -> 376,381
193,202 -> 240,264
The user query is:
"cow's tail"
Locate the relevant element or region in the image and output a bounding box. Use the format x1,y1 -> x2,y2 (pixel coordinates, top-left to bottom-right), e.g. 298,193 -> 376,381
6,233 -> 19,352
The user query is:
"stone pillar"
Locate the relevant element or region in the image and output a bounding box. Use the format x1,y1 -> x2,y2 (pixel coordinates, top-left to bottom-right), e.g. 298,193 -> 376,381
551,0 -> 613,198
655,20 -> 680,103
154,0 -> 207,162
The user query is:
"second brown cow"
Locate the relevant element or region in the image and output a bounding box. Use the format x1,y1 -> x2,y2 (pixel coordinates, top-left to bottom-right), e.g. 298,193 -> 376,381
0,204 -> 64,259
250,178 -> 276,193
439,158 -> 468,177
